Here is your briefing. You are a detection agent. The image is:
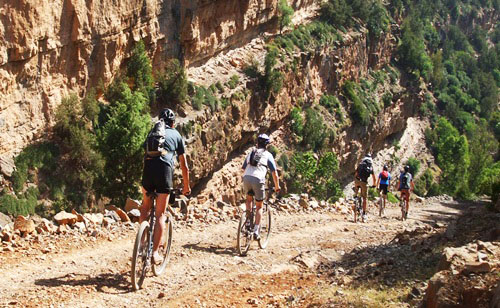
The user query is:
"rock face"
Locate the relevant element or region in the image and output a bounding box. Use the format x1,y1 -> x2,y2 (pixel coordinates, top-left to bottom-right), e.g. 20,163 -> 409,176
0,0 -> 314,176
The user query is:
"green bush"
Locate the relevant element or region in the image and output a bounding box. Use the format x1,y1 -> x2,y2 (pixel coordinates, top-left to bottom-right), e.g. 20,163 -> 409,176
290,107 -> 304,136
278,0 -> 294,33
126,41 -> 154,98
289,151 -> 342,201
268,145 -> 279,158
277,154 -> 290,172
319,95 -> 340,113
157,59 -> 188,107
406,157 -> 421,176
387,192 -> 400,203
0,187 -> 39,217
302,108 -> 327,152
343,81 -> 370,126
382,92 -> 393,108
227,75 -> 240,89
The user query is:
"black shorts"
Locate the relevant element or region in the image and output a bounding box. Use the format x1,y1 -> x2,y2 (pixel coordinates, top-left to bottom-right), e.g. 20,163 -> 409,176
379,184 -> 388,195
141,158 -> 173,194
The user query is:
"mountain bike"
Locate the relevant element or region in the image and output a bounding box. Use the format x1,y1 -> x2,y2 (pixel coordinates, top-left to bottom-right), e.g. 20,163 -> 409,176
352,194 -> 363,223
131,189 -> 180,290
399,190 -> 409,221
237,189 -> 274,256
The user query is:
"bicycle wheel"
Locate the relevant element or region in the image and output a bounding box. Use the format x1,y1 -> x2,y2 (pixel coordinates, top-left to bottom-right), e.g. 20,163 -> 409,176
237,211 -> 252,256
131,221 -> 150,290
258,204 -> 272,249
353,199 -> 358,223
152,213 -> 173,276
401,201 -> 406,221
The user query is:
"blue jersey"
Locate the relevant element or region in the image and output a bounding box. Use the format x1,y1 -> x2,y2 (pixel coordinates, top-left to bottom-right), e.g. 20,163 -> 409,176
379,171 -> 391,185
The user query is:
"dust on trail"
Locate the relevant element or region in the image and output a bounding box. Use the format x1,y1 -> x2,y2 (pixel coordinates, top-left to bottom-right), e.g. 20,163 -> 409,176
0,200 -> 462,307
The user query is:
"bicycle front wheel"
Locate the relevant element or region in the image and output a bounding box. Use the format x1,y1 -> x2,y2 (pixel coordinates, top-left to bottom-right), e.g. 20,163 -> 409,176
237,211 -> 251,256
153,213 -> 173,276
258,204 -> 272,249
131,221 -> 150,290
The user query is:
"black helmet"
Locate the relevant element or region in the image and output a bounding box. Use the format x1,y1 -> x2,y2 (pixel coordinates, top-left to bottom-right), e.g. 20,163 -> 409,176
159,108 -> 175,123
383,164 -> 388,171
257,133 -> 271,147
404,165 -> 410,172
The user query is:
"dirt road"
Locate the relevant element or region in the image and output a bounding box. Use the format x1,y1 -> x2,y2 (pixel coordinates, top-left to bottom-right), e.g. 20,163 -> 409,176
0,199 -> 464,307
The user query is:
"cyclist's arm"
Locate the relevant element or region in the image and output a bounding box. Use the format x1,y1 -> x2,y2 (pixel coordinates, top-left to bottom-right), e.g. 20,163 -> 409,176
376,174 -> 380,188
371,173 -> 377,187
179,154 -> 191,195
271,170 -> 280,192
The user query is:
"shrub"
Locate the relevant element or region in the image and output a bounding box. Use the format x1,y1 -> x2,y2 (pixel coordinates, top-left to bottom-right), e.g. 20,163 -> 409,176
319,95 -> 340,113
268,145 -> 279,158
278,0 -> 294,33
290,107 -> 304,136
157,59 -> 188,107
343,81 -> 369,126
406,157 -> 421,176
227,75 -> 240,89
126,41 -> 154,97
302,108 -> 327,152
382,92 -> 393,108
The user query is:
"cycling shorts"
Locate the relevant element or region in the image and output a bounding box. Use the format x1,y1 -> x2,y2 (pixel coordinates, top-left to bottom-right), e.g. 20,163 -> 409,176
242,175 -> 265,201
142,157 -> 173,194
354,179 -> 368,199
379,184 -> 388,195
400,189 -> 410,200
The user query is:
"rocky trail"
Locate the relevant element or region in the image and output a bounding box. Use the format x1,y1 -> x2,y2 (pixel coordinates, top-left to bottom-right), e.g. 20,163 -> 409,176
1,197 -> 499,307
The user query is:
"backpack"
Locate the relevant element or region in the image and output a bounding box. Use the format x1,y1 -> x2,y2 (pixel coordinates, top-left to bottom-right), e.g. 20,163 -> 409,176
380,171 -> 389,181
145,120 -> 166,157
401,172 -> 411,189
357,160 -> 373,182
249,148 -> 265,167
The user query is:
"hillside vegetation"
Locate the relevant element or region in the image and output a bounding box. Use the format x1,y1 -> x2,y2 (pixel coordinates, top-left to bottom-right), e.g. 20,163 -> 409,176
1,0 -> 498,217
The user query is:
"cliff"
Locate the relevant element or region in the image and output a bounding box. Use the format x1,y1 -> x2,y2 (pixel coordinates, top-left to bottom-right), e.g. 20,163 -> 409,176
0,0 -> 315,178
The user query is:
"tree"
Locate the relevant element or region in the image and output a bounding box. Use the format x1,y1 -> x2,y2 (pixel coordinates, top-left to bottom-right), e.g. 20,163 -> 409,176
278,0 -> 294,34
302,108 -> 327,152
127,41 -> 154,99
157,59 -> 188,108
97,84 -> 150,205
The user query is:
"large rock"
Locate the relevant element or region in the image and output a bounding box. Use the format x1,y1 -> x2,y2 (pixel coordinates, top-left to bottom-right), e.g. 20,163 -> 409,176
125,198 -> 141,212
54,211 -> 78,225
84,213 -> 104,225
13,216 -> 35,236
71,209 -> 85,223
106,205 -> 130,222
0,212 -> 12,228
127,209 -> 141,223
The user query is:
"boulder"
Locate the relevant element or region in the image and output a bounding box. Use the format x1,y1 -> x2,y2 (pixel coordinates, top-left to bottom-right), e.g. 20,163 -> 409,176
106,206 -> 130,222
54,211 -> 78,225
127,209 -> 141,223
14,216 -> 35,236
36,218 -> 56,234
0,212 -> 12,228
103,217 -> 115,227
71,209 -> 85,223
84,213 -> 104,225
299,198 -> 309,209
462,262 -> 491,275
104,209 -> 121,222
125,198 -> 141,212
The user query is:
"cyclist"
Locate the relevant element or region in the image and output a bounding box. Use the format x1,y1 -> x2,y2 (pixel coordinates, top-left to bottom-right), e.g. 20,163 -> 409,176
396,165 -> 414,219
354,153 -> 376,221
376,164 -> 391,216
241,134 -> 280,239
140,108 -> 191,263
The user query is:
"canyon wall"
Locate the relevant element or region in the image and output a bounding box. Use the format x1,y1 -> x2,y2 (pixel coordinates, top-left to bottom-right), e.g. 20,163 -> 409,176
0,0 -> 315,178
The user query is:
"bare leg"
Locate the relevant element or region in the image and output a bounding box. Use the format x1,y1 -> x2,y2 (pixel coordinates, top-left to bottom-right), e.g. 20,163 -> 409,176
245,195 -> 253,214
139,187 -> 152,223
153,193 -> 169,252
255,200 -> 263,225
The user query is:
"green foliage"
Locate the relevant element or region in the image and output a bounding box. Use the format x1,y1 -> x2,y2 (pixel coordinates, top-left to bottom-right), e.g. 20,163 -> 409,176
414,169 -> 434,197
289,151 -> 342,201
398,17 -> 433,81
343,81 -> 370,126
97,85 -> 150,205
290,107 -> 304,136
387,191 -> 400,203
428,118 -> 470,197
227,75 -> 240,89
263,45 -> 284,97
319,95 -> 341,113
278,0 -> 294,33
0,187 -> 39,217
157,59 -> 188,107
191,86 -> 219,111
302,108 -> 327,152
277,154 -> 290,171
126,41 -> 154,98
382,92 -> 393,108
268,145 -> 279,158
406,157 -> 421,176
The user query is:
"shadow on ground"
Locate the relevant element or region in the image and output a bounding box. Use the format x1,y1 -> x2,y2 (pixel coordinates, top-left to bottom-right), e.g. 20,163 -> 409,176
182,241 -> 236,256
35,271 -> 132,294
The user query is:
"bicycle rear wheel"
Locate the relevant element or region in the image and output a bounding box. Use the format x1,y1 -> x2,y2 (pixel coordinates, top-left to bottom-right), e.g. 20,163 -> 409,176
258,204 -> 272,249
152,213 -> 173,276
131,221 -> 150,290
237,211 -> 252,256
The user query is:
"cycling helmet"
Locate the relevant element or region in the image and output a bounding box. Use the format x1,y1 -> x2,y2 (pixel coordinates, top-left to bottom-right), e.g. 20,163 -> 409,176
404,165 -> 410,172
383,164 -> 388,171
365,153 -> 372,158
159,108 -> 175,123
257,133 -> 271,147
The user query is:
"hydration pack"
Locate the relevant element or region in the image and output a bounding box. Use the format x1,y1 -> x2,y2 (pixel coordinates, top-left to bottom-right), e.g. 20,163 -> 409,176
145,120 -> 166,157
380,171 -> 389,181
358,160 -> 373,182
249,148 -> 265,167
401,172 -> 411,190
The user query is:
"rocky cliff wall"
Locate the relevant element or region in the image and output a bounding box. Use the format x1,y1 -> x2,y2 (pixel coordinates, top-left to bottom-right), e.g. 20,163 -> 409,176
0,0 -> 315,177
182,27 -> 408,204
